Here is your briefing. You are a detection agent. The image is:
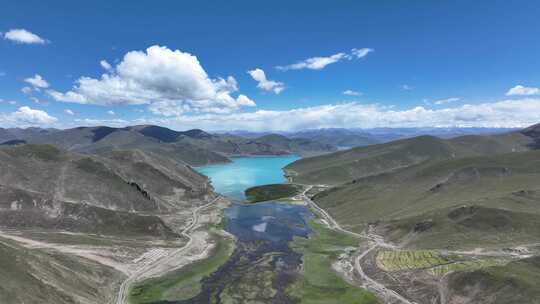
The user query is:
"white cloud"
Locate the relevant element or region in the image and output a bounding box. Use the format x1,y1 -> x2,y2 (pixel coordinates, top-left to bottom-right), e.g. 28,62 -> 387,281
247,68 -> 285,94
102,98 -> 540,132
343,90 -> 362,96
100,60 -> 112,71
401,84 -> 413,91
0,99 -> 17,105
3,29 -> 48,44
64,109 -> 75,115
276,48 -> 373,71
434,97 -> 460,105
107,110 -> 115,115
48,45 -> 255,115
73,118 -> 129,127
24,74 -> 49,89
30,97 -> 48,105
351,48 -> 374,58
506,85 -> 540,96
0,106 -> 57,127
277,53 -> 348,71
21,86 -> 33,94
236,94 -> 256,106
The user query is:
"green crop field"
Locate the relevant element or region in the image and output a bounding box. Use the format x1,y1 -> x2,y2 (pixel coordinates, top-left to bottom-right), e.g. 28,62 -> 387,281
429,259 -> 507,276
376,250 -> 449,271
376,250 -> 509,277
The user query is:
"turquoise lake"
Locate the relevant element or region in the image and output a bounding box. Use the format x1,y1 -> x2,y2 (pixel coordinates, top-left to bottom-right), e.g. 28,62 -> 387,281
195,155 -> 300,201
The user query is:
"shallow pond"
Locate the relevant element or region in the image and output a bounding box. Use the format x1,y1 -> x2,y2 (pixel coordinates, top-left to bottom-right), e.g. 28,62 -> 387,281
226,202 -> 311,243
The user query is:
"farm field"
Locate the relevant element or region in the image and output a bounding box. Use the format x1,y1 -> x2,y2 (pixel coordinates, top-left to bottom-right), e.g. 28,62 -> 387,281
376,250 -> 508,277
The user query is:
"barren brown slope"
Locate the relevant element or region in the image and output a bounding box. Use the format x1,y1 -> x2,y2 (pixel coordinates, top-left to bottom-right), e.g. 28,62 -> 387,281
0,144 -> 213,237
0,239 -> 123,304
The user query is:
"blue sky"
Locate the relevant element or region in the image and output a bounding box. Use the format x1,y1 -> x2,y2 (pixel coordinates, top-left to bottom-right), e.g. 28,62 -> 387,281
1,0 -> 540,131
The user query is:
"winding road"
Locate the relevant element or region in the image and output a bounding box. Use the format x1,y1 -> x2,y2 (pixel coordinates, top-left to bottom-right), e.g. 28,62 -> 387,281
115,196 -> 220,304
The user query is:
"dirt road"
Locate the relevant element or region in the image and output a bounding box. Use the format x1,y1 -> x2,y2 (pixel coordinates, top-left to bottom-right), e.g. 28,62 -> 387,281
115,196 -> 219,304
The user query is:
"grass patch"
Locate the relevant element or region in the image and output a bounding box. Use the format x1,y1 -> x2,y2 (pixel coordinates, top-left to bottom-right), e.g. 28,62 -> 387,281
245,183 -> 303,203
4,144 -> 62,161
128,233 -> 234,303
289,221 -> 379,304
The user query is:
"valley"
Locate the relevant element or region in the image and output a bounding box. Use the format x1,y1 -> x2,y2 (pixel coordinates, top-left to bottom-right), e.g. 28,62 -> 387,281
1,124 -> 540,303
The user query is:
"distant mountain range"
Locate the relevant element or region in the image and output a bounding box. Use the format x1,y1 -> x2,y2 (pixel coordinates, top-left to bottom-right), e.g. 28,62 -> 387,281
224,127 -> 517,148
0,125 -> 337,166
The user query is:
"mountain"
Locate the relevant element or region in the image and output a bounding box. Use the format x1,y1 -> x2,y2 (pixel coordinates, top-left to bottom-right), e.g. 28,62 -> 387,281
223,127 -> 517,149
0,144 -> 211,236
250,134 -> 337,156
288,128 -> 380,148
0,125 -> 336,166
285,128 -> 535,185
311,150 -> 540,239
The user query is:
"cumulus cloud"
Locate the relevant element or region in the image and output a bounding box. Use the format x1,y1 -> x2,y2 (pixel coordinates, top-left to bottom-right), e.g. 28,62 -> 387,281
506,85 -> 540,96
247,68 -> 285,94
401,84 -> 413,91
343,90 -> 362,96
236,94 -> 256,106
24,74 -> 49,89
3,29 -> 48,44
100,60 -> 112,71
434,97 -> 460,105
64,109 -> 75,115
107,110 -> 115,115
0,106 -> 57,127
276,47 -> 373,71
48,45 -> 256,115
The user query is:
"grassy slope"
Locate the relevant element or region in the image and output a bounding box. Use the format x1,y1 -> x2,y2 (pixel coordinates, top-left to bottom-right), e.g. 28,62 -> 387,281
311,150 -> 540,235
289,221 -> 379,304
446,256 -> 540,304
286,136 -> 458,185
285,132 -> 532,185
379,205 -> 540,250
245,183 -> 303,203
129,233 -> 234,303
